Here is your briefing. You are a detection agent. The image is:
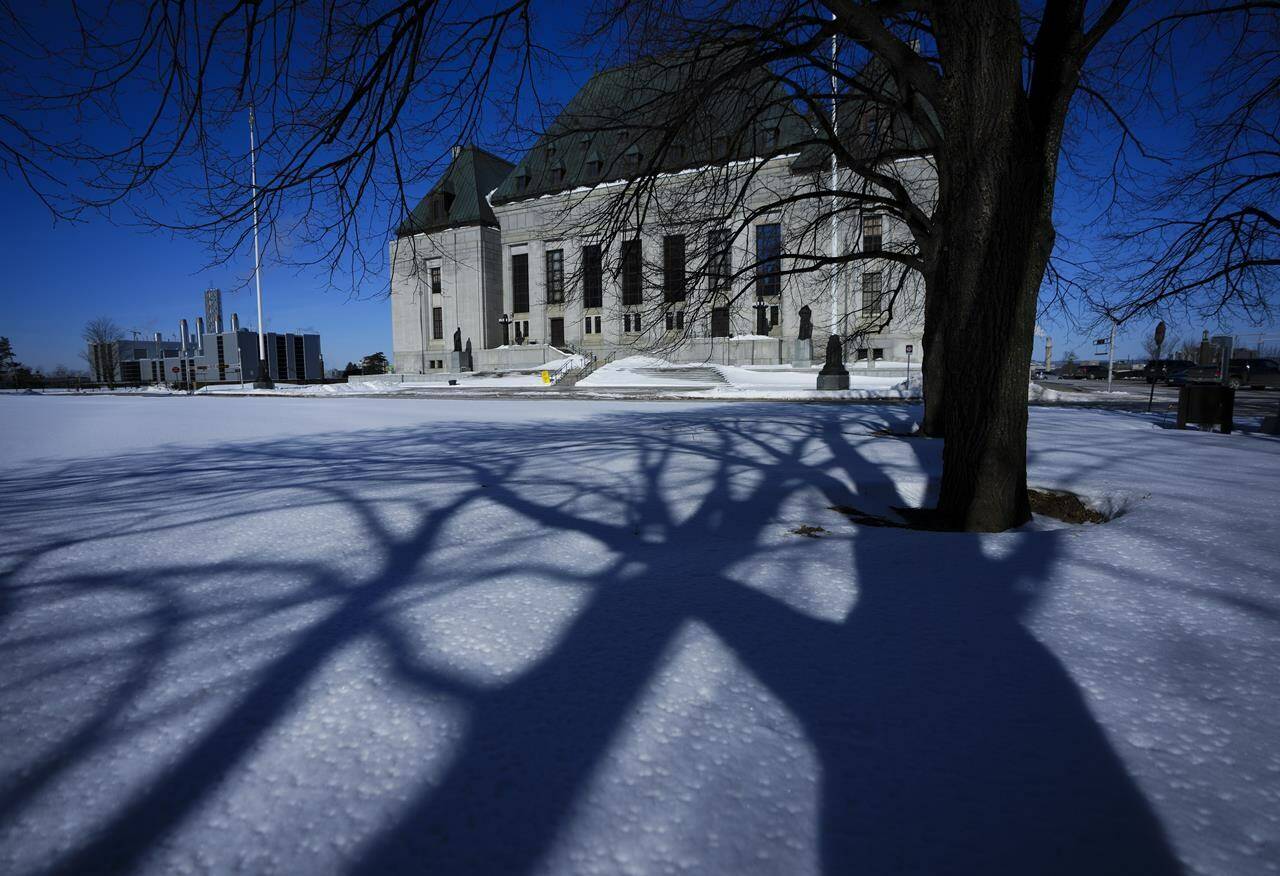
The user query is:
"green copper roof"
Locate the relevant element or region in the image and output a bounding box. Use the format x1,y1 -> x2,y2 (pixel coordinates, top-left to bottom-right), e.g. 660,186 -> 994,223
489,48 -> 812,206
396,145 -> 516,238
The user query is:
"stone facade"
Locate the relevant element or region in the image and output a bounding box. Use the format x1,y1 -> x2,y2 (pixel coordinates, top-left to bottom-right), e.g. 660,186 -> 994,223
389,144 -> 934,375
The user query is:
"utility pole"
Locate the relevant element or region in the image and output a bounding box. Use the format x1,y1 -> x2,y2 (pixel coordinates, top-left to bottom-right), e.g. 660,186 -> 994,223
249,104 -> 274,389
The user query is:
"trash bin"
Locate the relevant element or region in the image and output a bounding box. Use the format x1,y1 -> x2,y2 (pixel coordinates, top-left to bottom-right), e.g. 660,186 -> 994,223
1176,384 -> 1234,434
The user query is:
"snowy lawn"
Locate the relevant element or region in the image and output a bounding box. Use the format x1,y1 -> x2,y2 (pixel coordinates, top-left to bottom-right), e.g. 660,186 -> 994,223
1,395 -> 1278,875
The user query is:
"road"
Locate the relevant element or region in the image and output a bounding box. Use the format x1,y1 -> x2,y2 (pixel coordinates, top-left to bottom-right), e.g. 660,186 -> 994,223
1042,378 -> 1280,418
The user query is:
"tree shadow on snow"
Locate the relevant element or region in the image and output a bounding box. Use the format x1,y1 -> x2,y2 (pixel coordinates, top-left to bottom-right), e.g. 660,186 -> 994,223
0,403 -> 1180,875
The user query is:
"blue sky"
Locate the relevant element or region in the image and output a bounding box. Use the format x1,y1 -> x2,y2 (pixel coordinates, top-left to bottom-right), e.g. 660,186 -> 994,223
0,4 -> 1273,372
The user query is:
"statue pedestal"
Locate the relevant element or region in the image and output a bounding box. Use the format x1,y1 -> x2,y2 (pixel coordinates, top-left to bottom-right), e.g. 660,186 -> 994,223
447,351 -> 465,373
791,339 -> 813,368
816,334 -> 849,390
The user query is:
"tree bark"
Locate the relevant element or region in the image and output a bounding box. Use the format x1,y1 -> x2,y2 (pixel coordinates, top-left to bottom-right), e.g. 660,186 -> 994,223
930,4 -> 1061,532
919,240 -> 948,437
934,167 -> 1049,531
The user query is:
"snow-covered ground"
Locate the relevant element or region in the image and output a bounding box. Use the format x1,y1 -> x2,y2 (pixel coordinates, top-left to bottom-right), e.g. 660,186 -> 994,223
1,395 -> 1277,875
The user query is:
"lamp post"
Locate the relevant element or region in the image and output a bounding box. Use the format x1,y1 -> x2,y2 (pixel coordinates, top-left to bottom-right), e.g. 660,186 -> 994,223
499,313 -> 512,347
753,298 -> 769,337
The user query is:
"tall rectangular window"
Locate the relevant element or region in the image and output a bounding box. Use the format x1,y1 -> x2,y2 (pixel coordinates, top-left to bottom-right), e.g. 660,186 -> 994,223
663,234 -> 686,303
709,228 -> 732,292
430,266 -> 442,295
582,244 -> 603,308
710,307 -> 730,338
545,249 -> 565,304
756,223 -> 782,297
862,215 -> 883,252
862,271 -> 883,316
432,306 -> 444,339
621,239 -> 642,305
512,253 -> 529,312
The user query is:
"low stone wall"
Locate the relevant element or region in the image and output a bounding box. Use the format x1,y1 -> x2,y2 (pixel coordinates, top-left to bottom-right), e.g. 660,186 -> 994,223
474,345 -> 567,371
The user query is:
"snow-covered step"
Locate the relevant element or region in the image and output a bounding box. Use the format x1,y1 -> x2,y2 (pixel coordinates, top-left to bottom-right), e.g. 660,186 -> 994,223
630,366 -> 728,384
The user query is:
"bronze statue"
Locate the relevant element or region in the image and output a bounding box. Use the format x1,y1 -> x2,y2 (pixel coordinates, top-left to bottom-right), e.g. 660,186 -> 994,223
452,326 -> 462,352
798,305 -> 812,341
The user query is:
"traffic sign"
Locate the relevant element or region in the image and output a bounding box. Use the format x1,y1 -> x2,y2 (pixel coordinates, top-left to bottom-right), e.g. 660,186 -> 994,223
171,367 -> 180,373
905,344 -> 913,354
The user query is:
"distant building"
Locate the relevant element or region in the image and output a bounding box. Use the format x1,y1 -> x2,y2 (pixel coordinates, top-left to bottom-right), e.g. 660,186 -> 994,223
205,288 -> 224,333
86,293 -> 324,384
389,52 -> 931,374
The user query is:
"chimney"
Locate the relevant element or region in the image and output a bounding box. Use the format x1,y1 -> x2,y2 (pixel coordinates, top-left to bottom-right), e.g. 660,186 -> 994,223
231,312 -> 240,332
180,319 -> 189,356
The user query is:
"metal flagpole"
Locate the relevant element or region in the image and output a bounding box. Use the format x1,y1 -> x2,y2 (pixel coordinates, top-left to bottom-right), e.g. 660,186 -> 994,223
1106,318 -> 1117,392
249,104 -> 274,389
829,14 -> 839,333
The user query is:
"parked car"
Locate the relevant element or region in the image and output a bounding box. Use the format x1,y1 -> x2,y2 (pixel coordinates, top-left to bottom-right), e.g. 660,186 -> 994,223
1232,358 -> 1280,389
1167,366 -> 1206,386
1143,359 -> 1197,384
1168,358 -> 1280,389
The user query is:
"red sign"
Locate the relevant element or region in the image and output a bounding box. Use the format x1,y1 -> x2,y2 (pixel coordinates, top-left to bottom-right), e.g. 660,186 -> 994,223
171,367 -> 180,373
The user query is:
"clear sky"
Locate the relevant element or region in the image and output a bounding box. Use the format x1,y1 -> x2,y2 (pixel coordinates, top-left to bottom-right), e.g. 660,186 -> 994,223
0,3 -> 1273,372
0,173 -> 394,372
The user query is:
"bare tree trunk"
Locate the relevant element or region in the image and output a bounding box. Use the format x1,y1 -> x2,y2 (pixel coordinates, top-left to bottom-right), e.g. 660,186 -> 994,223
934,149 -> 1050,531
931,10 -> 1059,531
920,240 -> 947,437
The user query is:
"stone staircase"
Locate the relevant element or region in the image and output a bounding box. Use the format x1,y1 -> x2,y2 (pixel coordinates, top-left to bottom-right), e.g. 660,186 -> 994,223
631,366 -> 728,384
553,350 -> 612,389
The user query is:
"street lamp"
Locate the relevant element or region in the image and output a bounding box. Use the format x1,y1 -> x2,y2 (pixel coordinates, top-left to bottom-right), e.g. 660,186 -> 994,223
753,298 -> 769,336
499,313 -> 512,347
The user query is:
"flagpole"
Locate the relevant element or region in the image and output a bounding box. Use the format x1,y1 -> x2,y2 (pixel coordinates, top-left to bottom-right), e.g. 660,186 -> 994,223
830,14 -> 839,334
249,104 -> 274,389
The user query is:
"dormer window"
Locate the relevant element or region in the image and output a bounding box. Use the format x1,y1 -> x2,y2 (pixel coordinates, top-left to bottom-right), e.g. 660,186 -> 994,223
624,144 -> 642,167
586,150 -> 604,176
430,191 -> 454,221
516,168 -> 532,190
761,126 -> 779,149
550,160 -> 566,183
714,135 -> 731,158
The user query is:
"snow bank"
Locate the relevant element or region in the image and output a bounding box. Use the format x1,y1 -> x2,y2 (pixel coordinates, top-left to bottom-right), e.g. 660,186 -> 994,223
580,355 -> 922,397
